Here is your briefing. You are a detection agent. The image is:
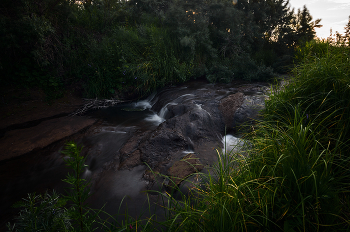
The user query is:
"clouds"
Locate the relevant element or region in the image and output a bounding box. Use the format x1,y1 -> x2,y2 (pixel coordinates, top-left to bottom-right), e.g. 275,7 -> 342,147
290,0 -> 350,38
330,19 -> 349,33
326,0 -> 350,10
327,0 -> 350,3
328,5 -> 350,11
316,18 -> 348,38
289,0 -> 318,10
333,19 -> 349,25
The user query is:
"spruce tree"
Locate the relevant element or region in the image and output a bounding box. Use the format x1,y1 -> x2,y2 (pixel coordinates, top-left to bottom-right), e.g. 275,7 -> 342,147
344,15 -> 350,45
294,5 -> 322,44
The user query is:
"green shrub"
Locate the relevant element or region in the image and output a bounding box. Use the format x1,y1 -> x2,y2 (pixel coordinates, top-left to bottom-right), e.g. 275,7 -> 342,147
7,192 -> 70,232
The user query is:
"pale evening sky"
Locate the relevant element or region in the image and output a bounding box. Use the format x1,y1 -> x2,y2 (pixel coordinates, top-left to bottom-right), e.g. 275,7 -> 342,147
288,0 -> 350,39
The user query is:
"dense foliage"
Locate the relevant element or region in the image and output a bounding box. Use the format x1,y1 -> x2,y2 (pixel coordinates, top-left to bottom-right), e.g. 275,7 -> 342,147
1,0 -> 322,98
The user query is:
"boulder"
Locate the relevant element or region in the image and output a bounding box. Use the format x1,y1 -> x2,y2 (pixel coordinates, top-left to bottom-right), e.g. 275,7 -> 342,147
219,92 -> 244,127
167,153 -> 204,187
219,91 -> 267,131
138,99 -> 224,171
233,94 -> 266,129
139,124 -> 190,170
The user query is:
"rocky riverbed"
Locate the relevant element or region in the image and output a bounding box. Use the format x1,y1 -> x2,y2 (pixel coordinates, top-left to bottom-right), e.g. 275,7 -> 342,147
0,79 -> 272,230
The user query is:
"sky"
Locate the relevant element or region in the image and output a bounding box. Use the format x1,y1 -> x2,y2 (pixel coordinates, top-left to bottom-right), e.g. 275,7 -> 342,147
288,0 -> 350,39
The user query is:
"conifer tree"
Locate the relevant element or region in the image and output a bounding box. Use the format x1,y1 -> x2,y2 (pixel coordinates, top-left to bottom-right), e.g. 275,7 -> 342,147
294,5 -> 322,44
344,15 -> 350,45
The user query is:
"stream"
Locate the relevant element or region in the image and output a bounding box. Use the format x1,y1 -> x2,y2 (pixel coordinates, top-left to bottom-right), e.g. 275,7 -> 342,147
0,80 -> 270,229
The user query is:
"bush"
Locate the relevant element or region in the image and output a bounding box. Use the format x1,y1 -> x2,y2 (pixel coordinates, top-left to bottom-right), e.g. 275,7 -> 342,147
7,192 -> 70,232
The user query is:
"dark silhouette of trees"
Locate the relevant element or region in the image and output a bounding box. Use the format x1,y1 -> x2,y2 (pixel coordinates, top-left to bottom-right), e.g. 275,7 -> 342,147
294,5 -> 322,45
0,0 -> 326,97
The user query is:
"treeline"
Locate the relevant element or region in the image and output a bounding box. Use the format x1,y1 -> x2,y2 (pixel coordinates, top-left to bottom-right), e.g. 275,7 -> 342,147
0,0 -> 321,98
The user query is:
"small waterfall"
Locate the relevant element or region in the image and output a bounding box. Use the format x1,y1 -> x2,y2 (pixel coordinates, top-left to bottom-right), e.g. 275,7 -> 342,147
160,102 -> 178,118
183,150 -> 195,154
144,93 -> 195,126
133,92 -> 156,110
83,168 -> 92,179
144,102 -> 176,126
134,100 -> 152,110
222,135 -> 243,153
195,103 -> 211,116
144,114 -> 165,125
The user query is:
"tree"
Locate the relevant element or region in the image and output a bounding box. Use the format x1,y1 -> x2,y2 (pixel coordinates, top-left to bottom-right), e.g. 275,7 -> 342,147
294,5 -> 322,44
344,15 -> 350,45
164,0 -> 217,65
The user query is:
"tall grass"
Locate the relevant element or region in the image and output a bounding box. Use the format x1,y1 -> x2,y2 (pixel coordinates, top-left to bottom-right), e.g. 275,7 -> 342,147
159,40 -> 350,231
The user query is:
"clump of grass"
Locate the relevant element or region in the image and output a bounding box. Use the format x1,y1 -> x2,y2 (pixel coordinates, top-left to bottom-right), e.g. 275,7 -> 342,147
266,40 -> 350,194
161,110 -> 345,231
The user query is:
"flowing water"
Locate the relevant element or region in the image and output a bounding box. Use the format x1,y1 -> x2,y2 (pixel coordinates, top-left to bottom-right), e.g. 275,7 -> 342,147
0,80 -> 269,229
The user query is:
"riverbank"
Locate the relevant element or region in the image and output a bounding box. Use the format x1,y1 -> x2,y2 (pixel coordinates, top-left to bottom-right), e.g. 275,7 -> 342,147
0,88 -> 84,130
0,88 -> 96,161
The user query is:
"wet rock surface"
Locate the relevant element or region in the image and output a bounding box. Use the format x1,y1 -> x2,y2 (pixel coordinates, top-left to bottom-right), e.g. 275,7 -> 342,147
116,81 -> 270,187
118,131 -> 151,170
221,84 -> 270,132
139,124 -> 190,170
0,89 -> 84,131
233,94 -> 266,130
0,116 -> 97,161
219,92 -> 244,127
167,153 -> 204,187
118,149 -> 142,170
139,84 -> 225,171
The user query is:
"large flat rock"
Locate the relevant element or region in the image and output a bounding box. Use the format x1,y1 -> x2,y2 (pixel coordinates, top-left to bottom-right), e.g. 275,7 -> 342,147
0,90 -> 84,130
0,116 -> 96,161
